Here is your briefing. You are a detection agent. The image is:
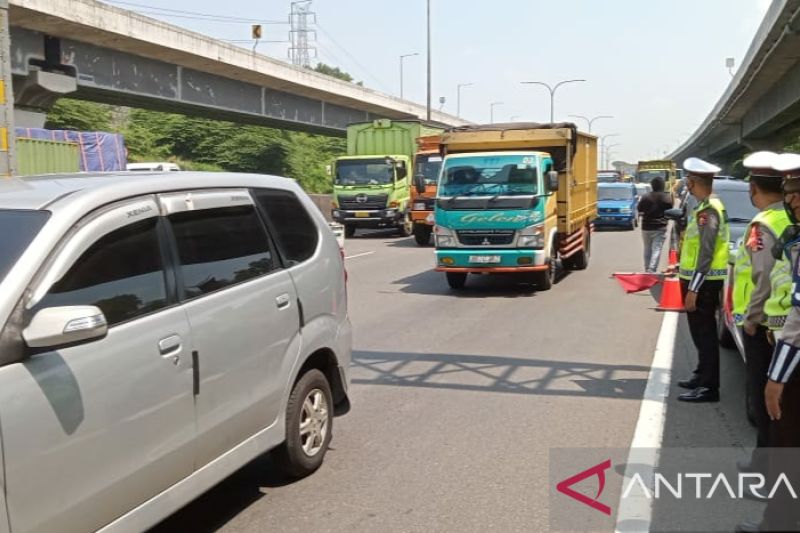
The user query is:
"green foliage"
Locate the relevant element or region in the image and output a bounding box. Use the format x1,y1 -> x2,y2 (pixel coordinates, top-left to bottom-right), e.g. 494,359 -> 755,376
45,99 -> 113,131
45,99 -> 346,193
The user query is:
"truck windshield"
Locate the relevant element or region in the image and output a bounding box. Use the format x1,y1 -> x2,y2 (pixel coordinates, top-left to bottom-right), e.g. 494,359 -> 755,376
440,155 -> 539,197
637,170 -> 668,183
414,154 -> 443,185
0,209 -> 50,286
336,158 -> 394,186
598,187 -> 634,201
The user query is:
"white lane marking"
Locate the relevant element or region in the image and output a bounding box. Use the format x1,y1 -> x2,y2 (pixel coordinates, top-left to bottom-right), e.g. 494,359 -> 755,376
614,311 -> 678,533
345,251 -> 375,260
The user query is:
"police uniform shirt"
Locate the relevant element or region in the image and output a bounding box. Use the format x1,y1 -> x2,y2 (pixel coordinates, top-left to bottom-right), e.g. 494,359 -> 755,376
689,196 -> 723,292
770,237 -> 800,383
744,201 -> 784,328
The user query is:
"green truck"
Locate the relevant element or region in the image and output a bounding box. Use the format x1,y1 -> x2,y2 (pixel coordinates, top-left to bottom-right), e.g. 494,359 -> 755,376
331,119 -> 444,238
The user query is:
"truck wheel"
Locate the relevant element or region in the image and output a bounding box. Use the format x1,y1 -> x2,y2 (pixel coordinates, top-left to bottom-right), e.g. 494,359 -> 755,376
446,272 -> 467,289
536,240 -> 559,290
272,369 -> 333,479
398,213 -> 413,237
413,224 -> 432,246
344,225 -> 356,238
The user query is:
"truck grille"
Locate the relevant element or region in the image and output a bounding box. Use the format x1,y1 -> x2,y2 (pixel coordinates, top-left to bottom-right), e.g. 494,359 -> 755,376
456,229 -> 516,246
338,193 -> 388,210
599,207 -> 620,213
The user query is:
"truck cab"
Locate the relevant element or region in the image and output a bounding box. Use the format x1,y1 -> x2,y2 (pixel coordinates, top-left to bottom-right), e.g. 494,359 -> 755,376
410,135 -> 444,246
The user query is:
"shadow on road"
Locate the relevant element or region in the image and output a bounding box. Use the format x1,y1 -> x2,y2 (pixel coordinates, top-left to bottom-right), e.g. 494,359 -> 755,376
149,454 -> 295,533
390,267 -> 573,298
352,350 -> 656,400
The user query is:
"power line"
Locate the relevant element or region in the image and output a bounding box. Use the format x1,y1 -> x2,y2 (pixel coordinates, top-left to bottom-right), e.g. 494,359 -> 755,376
315,23 -> 392,92
102,1 -> 288,24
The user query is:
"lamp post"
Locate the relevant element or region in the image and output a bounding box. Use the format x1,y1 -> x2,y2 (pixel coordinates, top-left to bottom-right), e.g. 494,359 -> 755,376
490,101 -> 504,123
568,114 -> 613,133
456,82 -> 474,118
520,79 -> 586,123
599,133 -> 620,169
399,52 -> 419,99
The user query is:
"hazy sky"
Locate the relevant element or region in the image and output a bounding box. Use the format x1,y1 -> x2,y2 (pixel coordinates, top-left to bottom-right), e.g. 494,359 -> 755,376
104,0 -> 772,163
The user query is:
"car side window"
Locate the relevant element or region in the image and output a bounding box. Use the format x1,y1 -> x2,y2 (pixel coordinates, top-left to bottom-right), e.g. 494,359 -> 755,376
253,188 -> 319,264
36,218 -> 168,327
168,205 -> 276,300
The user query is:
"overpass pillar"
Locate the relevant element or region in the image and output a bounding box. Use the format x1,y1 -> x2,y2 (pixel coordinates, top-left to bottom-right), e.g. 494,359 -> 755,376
0,0 -> 15,176
13,69 -> 77,128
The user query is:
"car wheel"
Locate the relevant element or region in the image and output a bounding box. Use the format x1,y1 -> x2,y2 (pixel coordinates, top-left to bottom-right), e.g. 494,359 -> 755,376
446,272 -> 467,289
273,369 -> 333,479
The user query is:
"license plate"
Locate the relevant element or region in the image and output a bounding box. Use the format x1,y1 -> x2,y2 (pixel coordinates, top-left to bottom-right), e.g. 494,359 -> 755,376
469,255 -> 501,264
354,211 -> 370,218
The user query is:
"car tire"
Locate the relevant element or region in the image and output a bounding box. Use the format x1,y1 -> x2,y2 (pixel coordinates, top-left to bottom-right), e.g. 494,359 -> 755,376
413,224 -> 432,246
446,272 -> 467,289
273,369 -> 334,479
344,225 -> 356,239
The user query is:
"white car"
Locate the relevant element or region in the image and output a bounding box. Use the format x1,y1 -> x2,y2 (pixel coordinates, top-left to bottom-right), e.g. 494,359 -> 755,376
0,172 -> 351,532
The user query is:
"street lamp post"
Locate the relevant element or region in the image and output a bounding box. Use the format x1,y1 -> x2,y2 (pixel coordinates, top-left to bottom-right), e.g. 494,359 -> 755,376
599,133 -> 620,169
568,114 -> 613,133
490,101 -> 504,123
399,52 -> 419,99
456,82 -> 474,118
426,0 -> 431,121
605,143 -> 621,169
520,79 -> 586,123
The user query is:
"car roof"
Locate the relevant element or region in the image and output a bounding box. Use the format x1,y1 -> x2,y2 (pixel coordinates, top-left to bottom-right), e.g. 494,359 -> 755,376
0,172 -> 298,211
713,179 -> 749,191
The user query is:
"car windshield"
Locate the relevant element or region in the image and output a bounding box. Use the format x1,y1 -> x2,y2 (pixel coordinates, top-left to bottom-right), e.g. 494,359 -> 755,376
414,154 -> 443,185
637,170 -> 668,183
598,187 -> 634,201
440,155 -> 539,197
0,209 -> 50,286
716,188 -> 758,222
335,158 -> 394,185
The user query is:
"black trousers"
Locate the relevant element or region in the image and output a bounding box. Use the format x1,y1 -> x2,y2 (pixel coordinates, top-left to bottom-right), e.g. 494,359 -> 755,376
743,325 -> 773,455
681,280 -> 722,389
762,372 -> 800,531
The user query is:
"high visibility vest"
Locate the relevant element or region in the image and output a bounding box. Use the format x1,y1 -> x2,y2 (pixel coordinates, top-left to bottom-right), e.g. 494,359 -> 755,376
678,197 -> 730,281
732,208 -> 791,326
766,256 -> 792,331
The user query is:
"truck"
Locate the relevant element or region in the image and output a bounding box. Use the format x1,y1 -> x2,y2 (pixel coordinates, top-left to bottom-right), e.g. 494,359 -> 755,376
433,123 -> 597,290
636,159 -> 677,197
410,134 -> 444,246
331,119 -> 444,238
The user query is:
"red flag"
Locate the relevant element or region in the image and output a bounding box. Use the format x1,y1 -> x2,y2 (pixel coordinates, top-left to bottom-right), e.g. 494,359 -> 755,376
612,273 -> 661,293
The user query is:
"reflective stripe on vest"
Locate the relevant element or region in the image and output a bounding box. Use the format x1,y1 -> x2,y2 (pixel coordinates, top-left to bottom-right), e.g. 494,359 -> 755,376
678,197 -> 730,281
733,208 -> 792,326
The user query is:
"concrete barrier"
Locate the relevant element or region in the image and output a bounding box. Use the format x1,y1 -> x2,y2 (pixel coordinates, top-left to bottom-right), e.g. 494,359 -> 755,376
308,194 -> 333,221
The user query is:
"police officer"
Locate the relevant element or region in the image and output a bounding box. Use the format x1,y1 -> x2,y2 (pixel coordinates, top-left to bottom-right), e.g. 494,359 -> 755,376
677,157 -> 730,403
732,151 -> 791,476
737,153 -> 800,533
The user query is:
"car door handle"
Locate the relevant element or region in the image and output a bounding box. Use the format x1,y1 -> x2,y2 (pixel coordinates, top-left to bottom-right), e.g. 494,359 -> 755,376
158,335 -> 182,356
276,294 -> 291,310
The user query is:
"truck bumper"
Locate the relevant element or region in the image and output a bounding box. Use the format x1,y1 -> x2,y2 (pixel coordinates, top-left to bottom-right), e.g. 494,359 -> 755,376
332,209 -> 404,227
435,249 -> 548,271
594,215 -> 634,227
411,210 -> 434,225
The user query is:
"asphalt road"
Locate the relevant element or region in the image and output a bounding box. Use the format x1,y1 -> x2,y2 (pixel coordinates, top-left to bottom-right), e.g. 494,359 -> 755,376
152,227 -> 755,533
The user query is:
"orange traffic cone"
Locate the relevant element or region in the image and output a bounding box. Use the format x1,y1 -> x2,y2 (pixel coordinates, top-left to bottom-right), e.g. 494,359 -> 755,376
656,276 -> 685,312
668,249 -> 678,266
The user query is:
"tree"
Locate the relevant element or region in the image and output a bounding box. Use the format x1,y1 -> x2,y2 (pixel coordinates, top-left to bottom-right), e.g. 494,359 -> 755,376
45,99 -> 113,131
312,62 -> 362,86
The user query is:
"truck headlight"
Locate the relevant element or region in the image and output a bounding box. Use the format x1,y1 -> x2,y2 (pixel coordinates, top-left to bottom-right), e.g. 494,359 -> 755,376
413,202 -> 427,210
384,208 -> 397,217
619,208 -> 632,213
517,224 -> 545,248
435,225 -> 456,247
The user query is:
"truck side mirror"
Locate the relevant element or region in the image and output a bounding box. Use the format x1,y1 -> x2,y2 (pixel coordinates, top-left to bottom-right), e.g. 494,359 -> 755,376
396,161 -> 407,180
547,171 -> 559,192
414,174 -> 426,195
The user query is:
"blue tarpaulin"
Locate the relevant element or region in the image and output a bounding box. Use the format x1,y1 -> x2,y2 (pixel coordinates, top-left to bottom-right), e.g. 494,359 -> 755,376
15,128 -> 127,172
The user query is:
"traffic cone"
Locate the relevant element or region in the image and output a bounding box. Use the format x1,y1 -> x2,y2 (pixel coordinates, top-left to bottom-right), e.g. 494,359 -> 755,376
668,249 -> 678,266
656,276 -> 685,312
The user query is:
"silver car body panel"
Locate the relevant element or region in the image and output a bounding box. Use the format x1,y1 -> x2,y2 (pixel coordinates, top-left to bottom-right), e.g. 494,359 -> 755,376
0,172 -> 351,532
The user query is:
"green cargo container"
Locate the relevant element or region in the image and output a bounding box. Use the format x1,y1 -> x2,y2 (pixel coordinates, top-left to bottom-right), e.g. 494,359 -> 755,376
345,119 -> 443,157
16,138 -> 80,176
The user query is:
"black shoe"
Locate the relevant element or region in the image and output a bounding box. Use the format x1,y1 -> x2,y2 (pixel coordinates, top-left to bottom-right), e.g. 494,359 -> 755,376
678,387 -> 720,403
735,520 -> 762,532
678,376 -> 701,389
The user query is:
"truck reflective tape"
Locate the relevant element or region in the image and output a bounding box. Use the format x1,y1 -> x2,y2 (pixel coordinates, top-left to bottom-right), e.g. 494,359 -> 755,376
0,80 -> 6,105
0,127 -> 7,152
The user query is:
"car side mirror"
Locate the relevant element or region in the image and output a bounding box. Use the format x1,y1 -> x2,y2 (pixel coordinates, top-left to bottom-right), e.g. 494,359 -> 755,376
547,170 -> 559,192
414,174 -> 426,195
664,208 -> 684,221
23,306 -> 108,349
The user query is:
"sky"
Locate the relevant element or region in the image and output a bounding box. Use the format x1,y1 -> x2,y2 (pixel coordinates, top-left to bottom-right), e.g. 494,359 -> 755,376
102,0 -> 772,163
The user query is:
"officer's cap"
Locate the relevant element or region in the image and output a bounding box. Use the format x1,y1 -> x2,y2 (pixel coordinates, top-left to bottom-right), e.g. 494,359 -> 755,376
743,151 -> 782,177
683,157 -> 721,176
773,153 -> 800,178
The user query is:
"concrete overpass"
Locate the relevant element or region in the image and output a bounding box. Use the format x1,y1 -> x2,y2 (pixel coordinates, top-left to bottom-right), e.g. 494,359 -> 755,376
7,0 -> 468,133
671,0 -> 800,168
